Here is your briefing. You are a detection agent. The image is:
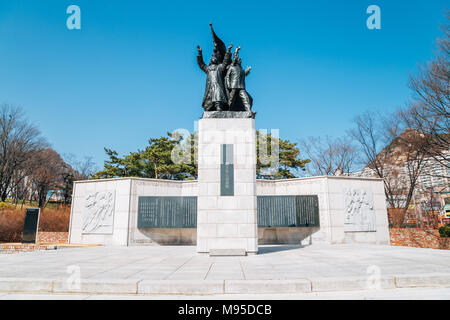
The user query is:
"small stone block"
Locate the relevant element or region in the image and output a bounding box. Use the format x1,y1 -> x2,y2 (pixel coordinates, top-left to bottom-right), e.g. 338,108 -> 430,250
209,249 -> 247,256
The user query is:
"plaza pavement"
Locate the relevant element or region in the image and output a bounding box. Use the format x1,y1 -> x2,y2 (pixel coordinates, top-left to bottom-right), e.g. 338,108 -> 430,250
0,244 -> 449,296
1,287 -> 450,300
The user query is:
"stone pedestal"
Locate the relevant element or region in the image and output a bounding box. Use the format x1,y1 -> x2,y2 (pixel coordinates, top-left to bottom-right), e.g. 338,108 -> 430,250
197,118 -> 258,254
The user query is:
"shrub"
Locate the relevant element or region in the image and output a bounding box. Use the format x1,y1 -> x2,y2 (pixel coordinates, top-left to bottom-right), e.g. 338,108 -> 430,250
439,224 -> 450,238
0,209 -> 25,242
387,208 -> 407,228
38,207 -> 70,232
0,202 -> 16,210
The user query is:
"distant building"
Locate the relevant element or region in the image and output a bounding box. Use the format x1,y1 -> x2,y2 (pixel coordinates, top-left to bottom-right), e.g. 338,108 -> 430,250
418,155 -> 450,191
47,189 -> 65,202
350,131 -> 449,225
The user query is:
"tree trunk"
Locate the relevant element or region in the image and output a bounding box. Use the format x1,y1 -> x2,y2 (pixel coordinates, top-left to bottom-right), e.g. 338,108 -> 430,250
38,185 -> 46,208
388,208 -> 407,228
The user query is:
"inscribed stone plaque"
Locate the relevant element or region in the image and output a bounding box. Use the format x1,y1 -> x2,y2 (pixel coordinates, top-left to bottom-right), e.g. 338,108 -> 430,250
221,144 -> 234,196
257,195 -> 320,227
22,208 -> 40,243
138,196 -> 197,228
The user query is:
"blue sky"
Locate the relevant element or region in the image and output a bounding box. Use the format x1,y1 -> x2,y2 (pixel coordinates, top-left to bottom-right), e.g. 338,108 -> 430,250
0,0 -> 448,169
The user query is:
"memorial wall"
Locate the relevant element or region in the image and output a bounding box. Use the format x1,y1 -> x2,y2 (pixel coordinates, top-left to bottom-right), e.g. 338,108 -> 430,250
68,176 -> 390,247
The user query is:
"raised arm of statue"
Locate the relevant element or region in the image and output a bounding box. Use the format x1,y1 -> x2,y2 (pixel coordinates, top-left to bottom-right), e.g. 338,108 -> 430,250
222,43 -> 233,67
197,45 -> 207,73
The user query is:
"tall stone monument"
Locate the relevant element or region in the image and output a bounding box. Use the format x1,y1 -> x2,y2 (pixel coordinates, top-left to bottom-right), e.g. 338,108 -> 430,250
68,24 -> 390,249
196,24 -> 258,255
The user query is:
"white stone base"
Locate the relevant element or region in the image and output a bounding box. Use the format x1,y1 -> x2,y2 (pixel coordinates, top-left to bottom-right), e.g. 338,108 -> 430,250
196,118 -> 258,254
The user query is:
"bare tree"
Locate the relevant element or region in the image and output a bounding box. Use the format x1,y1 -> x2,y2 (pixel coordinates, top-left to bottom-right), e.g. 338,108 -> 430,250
0,104 -> 47,202
351,111 -> 430,227
63,153 -> 98,180
402,13 -> 449,169
350,111 -> 393,180
61,154 -> 98,205
299,136 -> 359,176
29,149 -> 67,207
388,127 -> 430,210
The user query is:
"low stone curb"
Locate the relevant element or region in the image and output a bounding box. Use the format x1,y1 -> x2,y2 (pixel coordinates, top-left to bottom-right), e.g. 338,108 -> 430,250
0,244 -> 57,254
310,276 -> 396,292
53,279 -> 139,294
0,278 -> 53,293
394,273 -> 450,288
0,274 -> 448,295
139,280 -> 223,294
224,280 -> 311,294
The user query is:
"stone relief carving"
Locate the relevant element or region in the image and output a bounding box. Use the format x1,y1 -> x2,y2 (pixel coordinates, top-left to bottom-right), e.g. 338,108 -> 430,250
343,188 -> 376,232
82,191 -> 115,234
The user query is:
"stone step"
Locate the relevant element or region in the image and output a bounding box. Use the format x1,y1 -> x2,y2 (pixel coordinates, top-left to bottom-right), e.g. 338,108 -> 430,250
209,249 -> 247,256
1,274 -> 449,295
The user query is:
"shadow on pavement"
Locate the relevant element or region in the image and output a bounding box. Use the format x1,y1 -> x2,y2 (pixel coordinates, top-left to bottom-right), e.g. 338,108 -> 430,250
257,245 -> 305,254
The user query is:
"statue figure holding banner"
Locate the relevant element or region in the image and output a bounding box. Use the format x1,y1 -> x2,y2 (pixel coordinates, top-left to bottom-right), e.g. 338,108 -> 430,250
197,24 -> 233,111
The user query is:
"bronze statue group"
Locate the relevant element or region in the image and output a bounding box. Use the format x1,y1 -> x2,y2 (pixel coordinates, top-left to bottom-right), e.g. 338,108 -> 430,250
197,24 -> 253,113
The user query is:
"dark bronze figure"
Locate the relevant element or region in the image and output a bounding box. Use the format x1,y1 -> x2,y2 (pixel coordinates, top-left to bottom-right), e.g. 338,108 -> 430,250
226,46 -> 253,112
197,24 -> 255,118
197,24 -> 232,112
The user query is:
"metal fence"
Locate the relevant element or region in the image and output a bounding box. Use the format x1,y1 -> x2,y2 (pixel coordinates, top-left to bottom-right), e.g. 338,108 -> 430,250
257,195 -> 320,227
137,196 -> 197,228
